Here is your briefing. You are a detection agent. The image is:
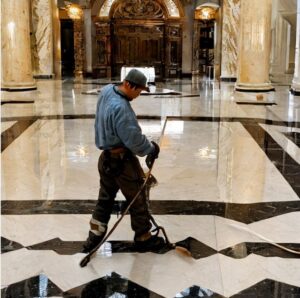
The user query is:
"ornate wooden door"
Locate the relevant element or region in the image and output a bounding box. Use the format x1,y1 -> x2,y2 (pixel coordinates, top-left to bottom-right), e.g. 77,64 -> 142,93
93,0 -> 182,79
112,22 -> 165,78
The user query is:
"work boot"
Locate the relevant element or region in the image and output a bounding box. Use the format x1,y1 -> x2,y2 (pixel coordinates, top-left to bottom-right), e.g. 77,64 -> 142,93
82,231 -> 106,253
134,234 -> 166,252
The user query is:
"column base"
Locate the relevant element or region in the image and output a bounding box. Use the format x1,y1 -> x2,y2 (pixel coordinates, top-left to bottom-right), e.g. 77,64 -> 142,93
74,71 -> 83,82
235,82 -> 275,92
220,77 -> 237,82
290,88 -> 300,96
290,81 -> 300,95
1,81 -> 37,91
1,87 -> 37,92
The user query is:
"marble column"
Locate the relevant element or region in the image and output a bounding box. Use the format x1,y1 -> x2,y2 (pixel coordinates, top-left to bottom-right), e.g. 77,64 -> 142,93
31,0 -> 54,78
291,0 -> 300,95
74,19 -> 85,81
1,0 -> 36,91
182,3 -> 194,75
220,0 -> 240,81
235,0 -> 274,92
84,9 -> 92,75
192,21 -> 201,75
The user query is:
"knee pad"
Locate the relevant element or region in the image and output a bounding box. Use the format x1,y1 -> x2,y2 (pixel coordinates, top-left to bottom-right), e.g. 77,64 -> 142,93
89,218 -> 107,236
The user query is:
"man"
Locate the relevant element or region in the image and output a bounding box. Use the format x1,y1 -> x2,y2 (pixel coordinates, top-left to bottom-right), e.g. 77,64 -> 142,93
82,69 -> 165,253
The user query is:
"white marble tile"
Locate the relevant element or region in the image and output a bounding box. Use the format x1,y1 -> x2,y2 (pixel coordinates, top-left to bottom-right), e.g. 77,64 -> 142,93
153,121 -> 299,203
2,78 -> 300,297
266,87 -> 300,122
1,118 -> 165,201
1,121 -> 17,133
3,117 -> 297,203
2,247 -> 300,297
1,248 -> 224,297
215,213 -> 300,250
1,214 -> 218,250
219,254 -> 300,297
151,121 -> 220,202
217,122 -> 299,203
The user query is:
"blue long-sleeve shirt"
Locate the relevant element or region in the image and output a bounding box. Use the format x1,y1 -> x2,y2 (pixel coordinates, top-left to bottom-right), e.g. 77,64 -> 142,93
95,84 -> 154,157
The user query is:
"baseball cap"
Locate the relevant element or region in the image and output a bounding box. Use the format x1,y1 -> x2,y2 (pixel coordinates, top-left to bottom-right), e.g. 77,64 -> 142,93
124,69 -> 150,92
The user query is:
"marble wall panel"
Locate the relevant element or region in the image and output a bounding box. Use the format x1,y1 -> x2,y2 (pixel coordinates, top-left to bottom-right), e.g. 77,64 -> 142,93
220,0 -> 240,79
31,0 -> 54,76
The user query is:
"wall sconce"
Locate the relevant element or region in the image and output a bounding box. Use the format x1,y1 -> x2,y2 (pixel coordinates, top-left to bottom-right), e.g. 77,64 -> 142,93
66,3 -> 83,20
195,6 -> 217,20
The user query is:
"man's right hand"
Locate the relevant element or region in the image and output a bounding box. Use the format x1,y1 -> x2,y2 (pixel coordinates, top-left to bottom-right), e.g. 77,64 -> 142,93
146,141 -> 160,169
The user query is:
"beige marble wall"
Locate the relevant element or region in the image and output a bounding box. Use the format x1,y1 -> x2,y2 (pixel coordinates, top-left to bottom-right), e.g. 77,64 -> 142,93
220,0 -> 240,80
291,0 -> 300,93
31,0 -> 54,76
270,16 -> 291,75
235,0 -> 274,91
1,0 -> 36,90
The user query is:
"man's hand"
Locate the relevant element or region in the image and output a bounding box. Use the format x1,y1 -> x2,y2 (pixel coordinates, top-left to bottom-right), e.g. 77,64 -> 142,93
146,141 -> 160,169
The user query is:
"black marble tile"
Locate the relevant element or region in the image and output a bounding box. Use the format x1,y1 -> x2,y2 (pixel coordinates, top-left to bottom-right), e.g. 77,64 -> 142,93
176,285 -> 224,297
236,102 -> 277,106
1,274 -> 63,298
220,242 -> 300,259
2,200 -> 300,224
231,279 -> 300,298
177,279 -> 300,297
63,272 -> 164,298
285,132 -> 300,147
1,237 -> 23,253
175,237 -> 217,259
20,237 -> 300,259
26,238 -> 172,255
27,238 -> 83,255
110,240 -> 172,254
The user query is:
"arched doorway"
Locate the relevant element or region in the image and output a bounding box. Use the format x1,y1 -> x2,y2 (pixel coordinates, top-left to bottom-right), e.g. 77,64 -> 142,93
93,0 -> 183,79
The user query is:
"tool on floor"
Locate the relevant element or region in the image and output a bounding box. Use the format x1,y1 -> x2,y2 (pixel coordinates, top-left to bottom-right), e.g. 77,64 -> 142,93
80,119 -> 173,268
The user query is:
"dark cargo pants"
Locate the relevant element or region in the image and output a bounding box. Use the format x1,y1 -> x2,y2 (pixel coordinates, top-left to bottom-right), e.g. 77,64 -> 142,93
92,150 -> 152,239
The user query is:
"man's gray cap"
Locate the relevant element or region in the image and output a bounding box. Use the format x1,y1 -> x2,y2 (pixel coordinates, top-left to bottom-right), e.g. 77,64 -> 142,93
124,69 -> 150,92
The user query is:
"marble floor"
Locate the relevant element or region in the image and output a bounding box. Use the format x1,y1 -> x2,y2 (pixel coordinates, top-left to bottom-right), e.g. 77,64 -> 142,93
1,77 -> 300,297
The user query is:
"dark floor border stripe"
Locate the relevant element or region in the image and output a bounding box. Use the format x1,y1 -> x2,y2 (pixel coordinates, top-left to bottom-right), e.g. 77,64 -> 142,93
2,200 -> 299,224
1,100 -> 34,105
1,114 -> 162,122
1,118 -> 38,152
241,122 -> 300,197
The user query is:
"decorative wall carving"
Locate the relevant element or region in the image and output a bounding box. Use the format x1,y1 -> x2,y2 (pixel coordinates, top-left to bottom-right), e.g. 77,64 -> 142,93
164,0 -> 180,17
99,0 -> 180,18
113,0 -> 164,19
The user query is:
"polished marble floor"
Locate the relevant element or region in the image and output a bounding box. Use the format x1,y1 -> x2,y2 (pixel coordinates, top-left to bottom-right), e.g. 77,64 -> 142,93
1,77 -> 300,297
